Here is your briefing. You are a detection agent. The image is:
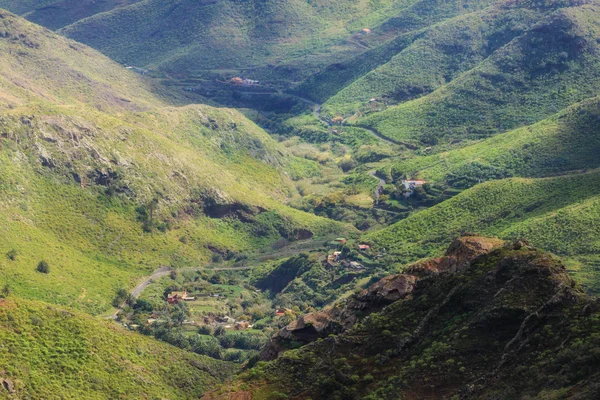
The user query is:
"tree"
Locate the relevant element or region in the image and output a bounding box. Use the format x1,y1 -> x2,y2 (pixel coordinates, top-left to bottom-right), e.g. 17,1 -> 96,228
134,298 -> 154,312
112,288 -> 128,308
338,158 -> 358,172
198,325 -> 213,335
214,326 -> 226,336
36,260 -> 50,274
170,303 -> 190,326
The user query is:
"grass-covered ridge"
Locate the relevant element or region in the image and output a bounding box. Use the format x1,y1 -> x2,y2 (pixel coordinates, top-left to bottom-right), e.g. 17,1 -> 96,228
320,1 -> 544,117
390,96 -> 600,183
0,297 -> 235,399
359,2 -> 600,146
58,0 -> 406,78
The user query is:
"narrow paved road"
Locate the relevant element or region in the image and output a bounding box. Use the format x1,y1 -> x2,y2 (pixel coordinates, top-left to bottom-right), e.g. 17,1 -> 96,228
368,170 -> 386,201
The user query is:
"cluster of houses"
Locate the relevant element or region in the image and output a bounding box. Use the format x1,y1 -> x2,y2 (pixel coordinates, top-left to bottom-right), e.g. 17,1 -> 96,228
162,290 -> 260,331
325,239 -> 370,269
167,290 -> 195,304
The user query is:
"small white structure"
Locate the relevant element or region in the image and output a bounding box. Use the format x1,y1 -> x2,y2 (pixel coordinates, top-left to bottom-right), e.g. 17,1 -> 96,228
402,180 -> 426,198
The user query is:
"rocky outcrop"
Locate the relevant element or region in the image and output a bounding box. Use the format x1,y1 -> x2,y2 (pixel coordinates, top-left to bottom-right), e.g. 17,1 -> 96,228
261,236 -> 504,361
210,239 -> 600,400
407,235 -> 505,276
1,378 -> 15,394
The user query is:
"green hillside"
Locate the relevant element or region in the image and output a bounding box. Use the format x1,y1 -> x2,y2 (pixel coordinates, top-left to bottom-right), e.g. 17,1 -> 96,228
320,1 -> 544,117
365,171 -> 600,291
59,0 -> 403,79
391,96 -> 600,184
0,9 -> 347,314
359,2 -> 600,146
24,0 -> 142,30
0,297 -> 235,399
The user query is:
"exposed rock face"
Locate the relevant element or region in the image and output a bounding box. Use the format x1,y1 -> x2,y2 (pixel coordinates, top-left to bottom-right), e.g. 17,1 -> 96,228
1,378 -> 15,394
407,236 -> 505,276
261,236 -> 504,361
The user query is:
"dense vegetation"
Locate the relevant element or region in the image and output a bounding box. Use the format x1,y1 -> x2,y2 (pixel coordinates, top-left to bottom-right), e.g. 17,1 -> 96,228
360,2 -> 600,147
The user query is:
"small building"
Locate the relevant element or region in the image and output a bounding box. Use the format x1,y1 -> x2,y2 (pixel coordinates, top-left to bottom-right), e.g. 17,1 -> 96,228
230,77 -> 244,85
402,180 -> 426,199
332,116 -> 344,125
167,291 -> 192,304
275,308 -> 291,317
362,28 -> 372,34
358,244 -> 371,251
349,261 -> 365,270
334,238 -> 347,245
234,321 -> 250,330
327,251 -> 342,265
402,180 -> 426,190
242,79 -> 259,85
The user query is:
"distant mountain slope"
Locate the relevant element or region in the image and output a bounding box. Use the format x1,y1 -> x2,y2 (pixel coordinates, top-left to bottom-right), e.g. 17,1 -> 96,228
58,0 -> 401,79
204,240 -> 600,399
298,0 -> 497,102
320,1 -> 545,116
359,2 -> 600,146
0,9 -> 347,313
1,0 -> 498,84
0,298 -> 235,399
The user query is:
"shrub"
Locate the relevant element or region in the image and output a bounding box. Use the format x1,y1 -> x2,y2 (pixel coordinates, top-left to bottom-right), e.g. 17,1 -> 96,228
36,260 -> 50,274
338,158 -> 358,172
198,325 -> 213,335
134,298 -> 153,312
213,326 -> 226,336
6,249 -> 17,261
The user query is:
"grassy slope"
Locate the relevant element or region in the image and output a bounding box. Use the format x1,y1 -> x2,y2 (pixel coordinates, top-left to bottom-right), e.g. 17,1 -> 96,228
24,0 -> 143,30
0,1 -> 56,15
359,2 -> 600,146
391,96 -> 600,181
299,1 -> 500,107
0,298 -> 235,399
364,171 -> 600,291
0,10 -> 347,313
59,0 -> 404,78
